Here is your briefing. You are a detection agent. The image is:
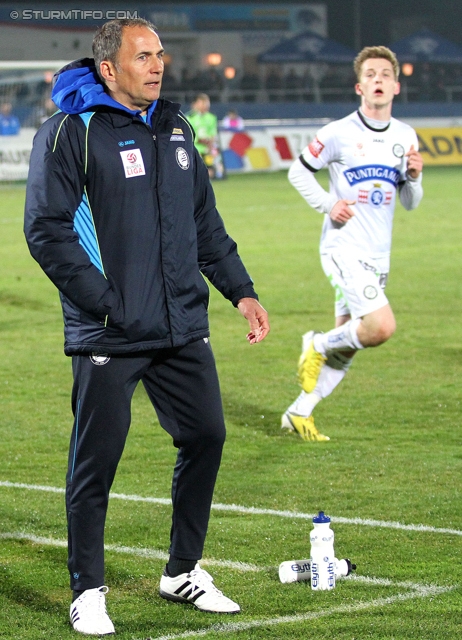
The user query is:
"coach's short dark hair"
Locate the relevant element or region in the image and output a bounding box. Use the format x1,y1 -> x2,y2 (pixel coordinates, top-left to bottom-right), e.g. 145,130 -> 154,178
92,18 -> 157,83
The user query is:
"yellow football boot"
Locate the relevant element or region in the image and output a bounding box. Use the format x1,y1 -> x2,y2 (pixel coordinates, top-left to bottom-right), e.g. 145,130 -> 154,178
298,331 -> 327,393
281,411 -> 330,442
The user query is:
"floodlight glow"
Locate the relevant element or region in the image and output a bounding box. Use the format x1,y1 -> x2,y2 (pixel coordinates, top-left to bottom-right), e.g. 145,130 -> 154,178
401,63 -> 414,76
206,53 -> 222,66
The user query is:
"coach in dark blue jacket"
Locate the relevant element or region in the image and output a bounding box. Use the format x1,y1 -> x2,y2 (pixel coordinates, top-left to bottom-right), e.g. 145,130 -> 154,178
24,18 -> 269,635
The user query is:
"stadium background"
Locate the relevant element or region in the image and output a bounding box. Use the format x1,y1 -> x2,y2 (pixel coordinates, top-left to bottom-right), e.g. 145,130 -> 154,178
1,0 -> 462,179
0,0 -> 462,126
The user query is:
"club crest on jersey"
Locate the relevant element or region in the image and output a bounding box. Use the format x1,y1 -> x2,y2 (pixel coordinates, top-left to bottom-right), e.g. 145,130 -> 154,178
358,183 -> 392,206
393,143 -> 405,158
120,148 -> 146,178
308,137 -> 324,158
344,164 -> 400,187
89,353 -> 110,365
176,147 -> 190,170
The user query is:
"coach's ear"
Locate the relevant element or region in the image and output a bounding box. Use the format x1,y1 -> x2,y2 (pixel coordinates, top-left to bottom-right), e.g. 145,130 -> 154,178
99,59 -> 117,86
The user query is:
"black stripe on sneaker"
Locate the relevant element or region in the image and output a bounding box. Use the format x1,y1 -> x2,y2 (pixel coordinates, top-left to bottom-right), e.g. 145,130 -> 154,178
174,580 -> 191,595
190,589 -> 206,602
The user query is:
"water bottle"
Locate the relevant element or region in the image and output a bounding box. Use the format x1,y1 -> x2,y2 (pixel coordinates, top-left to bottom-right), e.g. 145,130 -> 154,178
310,511 -> 335,590
278,557 -> 356,583
278,559 -> 311,583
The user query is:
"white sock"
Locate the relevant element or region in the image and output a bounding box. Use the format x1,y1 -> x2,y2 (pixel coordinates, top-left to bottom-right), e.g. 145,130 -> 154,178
314,318 -> 363,355
288,352 -> 353,417
288,390 -> 322,417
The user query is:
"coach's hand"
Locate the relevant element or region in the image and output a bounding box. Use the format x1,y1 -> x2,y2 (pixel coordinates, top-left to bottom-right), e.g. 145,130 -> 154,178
405,145 -> 423,179
237,298 -> 270,344
330,199 -> 356,224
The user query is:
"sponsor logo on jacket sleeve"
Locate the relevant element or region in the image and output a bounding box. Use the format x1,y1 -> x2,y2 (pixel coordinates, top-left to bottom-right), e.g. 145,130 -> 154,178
171,127 -> 185,141
120,148 -> 146,178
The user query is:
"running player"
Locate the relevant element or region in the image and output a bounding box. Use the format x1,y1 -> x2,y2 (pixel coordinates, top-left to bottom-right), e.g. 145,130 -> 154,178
282,46 -> 423,442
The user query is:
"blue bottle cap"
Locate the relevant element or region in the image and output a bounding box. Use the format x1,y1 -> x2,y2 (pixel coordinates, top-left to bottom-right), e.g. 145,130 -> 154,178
313,510 -> 331,523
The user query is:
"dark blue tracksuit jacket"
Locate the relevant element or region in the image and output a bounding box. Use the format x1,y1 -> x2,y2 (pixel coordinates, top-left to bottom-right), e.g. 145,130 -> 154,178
24,59 -> 257,355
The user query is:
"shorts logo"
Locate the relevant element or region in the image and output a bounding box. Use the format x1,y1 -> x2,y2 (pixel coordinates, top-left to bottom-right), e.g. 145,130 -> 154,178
176,147 -> 190,170
363,286 -> 378,300
120,148 -> 146,178
90,353 -> 110,366
308,137 -> 324,158
393,144 -> 405,158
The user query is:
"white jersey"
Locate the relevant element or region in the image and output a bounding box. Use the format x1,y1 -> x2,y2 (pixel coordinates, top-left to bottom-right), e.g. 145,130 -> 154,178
298,110 -> 420,260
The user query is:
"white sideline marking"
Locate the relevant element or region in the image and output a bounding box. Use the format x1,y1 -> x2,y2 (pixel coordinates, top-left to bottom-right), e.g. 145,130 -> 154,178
1,480 -> 461,536
0,532 -> 259,572
144,583 -> 454,640
1,531 -> 456,640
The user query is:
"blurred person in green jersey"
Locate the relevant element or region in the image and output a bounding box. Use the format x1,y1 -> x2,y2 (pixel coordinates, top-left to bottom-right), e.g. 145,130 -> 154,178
187,93 -> 223,178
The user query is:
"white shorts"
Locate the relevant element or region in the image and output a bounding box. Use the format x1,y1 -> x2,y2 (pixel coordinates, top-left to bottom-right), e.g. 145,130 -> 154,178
320,251 -> 390,319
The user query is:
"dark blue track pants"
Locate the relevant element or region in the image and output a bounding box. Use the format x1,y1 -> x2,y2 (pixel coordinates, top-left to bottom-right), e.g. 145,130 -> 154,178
66,338 -> 226,592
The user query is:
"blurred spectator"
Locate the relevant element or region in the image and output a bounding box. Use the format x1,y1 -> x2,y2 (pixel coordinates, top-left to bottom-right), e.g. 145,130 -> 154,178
284,68 -> 303,101
239,72 -> 261,102
180,68 -> 196,91
265,68 -> 283,102
0,102 -> 20,135
36,97 -> 57,126
161,66 -> 179,91
222,109 -> 245,131
301,69 -> 315,101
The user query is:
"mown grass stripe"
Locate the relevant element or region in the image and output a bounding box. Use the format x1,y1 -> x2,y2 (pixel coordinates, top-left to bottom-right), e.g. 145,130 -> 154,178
0,532 -> 260,572
144,584 -> 454,640
1,480 -> 461,536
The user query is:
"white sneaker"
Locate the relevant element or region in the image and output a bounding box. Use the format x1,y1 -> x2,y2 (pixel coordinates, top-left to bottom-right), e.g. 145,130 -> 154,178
70,586 -> 115,635
159,564 -> 240,613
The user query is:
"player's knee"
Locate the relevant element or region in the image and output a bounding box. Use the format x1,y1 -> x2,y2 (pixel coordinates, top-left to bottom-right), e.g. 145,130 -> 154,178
368,318 -> 396,346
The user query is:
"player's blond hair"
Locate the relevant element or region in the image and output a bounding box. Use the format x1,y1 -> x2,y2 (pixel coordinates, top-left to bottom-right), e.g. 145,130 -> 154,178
354,46 -> 400,81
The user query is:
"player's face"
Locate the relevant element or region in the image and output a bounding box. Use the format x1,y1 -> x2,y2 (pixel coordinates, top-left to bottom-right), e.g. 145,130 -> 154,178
355,58 -> 400,115
101,26 -> 164,113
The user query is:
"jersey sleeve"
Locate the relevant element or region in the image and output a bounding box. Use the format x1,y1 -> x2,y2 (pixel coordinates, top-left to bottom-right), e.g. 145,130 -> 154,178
288,121 -> 340,215
299,122 -> 339,172
398,128 -> 423,211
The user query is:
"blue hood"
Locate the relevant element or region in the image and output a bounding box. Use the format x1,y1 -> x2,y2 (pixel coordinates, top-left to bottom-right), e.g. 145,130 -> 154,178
52,57 -> 157,117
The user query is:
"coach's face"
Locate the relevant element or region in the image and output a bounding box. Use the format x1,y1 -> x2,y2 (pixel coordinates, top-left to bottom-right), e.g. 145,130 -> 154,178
355,58 -> 400,113
100,25 -> 164,114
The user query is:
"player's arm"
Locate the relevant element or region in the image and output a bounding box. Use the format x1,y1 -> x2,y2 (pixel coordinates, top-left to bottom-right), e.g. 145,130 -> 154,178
398,143 -> 423,210
288,157 -> 355,223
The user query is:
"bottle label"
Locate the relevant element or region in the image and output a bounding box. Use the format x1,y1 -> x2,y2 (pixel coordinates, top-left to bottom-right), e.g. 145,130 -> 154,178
328,560 -> 335,588
311,560 -> 319,589
291,561 -> 310,574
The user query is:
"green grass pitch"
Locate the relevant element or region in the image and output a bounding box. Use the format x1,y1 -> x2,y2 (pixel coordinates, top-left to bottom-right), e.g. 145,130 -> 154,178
0,167 -> 461,639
